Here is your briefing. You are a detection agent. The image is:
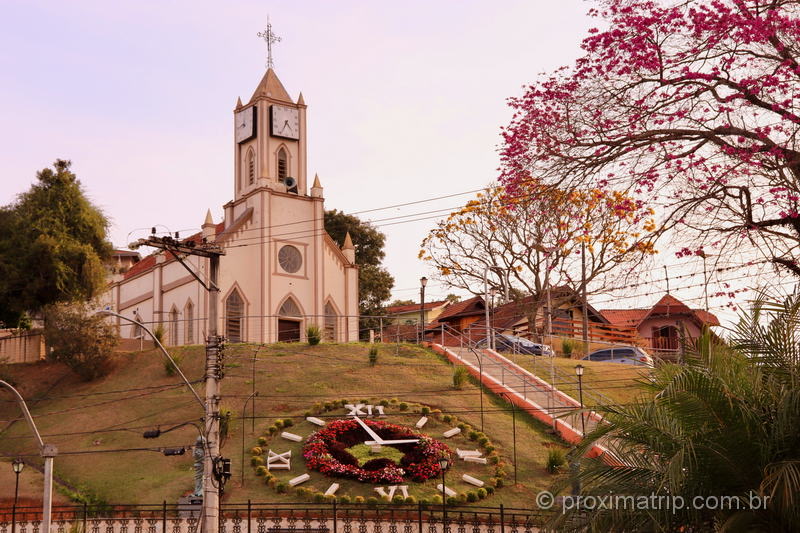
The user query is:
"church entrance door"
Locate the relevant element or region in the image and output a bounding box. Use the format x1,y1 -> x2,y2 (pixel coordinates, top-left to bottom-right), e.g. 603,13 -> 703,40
278,319 -> 301,342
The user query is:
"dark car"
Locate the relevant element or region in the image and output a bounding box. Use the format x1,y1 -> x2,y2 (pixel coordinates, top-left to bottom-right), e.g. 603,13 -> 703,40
582,346 -> 654,367
476,334 -> 554,356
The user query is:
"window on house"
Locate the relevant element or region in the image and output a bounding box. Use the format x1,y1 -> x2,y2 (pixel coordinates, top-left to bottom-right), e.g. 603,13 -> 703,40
247,149 -> 255,185
226,289 -> 245,343
324,302 -> 337,341
278,148 -> 288,182
185,301 -> 194,345
170,308 -> 179,346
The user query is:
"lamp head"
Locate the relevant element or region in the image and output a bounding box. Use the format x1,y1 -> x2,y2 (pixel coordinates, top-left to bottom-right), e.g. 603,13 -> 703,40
575,364 -> 585,377
420,276 -> 428,288
438,457 -> 449,470
12,458 -> 24,474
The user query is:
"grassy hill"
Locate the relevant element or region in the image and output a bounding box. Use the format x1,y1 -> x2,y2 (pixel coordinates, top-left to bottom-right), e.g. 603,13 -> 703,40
0,342 -> 582,507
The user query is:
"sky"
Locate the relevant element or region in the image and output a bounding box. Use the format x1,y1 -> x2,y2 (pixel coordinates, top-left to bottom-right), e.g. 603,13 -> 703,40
0,0 -> 765,326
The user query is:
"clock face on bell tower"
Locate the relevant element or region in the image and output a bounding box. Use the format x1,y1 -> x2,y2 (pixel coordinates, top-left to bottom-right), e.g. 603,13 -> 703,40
270,105 -> 300,140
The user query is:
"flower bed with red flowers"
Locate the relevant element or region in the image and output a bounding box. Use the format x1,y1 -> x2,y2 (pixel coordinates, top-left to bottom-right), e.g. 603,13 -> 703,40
302,418 -> 452,484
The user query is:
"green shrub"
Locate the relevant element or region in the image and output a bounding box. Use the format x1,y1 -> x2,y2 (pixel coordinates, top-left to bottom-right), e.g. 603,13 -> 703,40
468,430 -> 479,441
442,414 -> 453,424
268,477 -> 277,488
561,338 -> 576,356
304,410 -> 312,418
313,492 -> 326,503
255,465 -> 268,476
546,448 -> 566,474
307,325 -> 322,345
339,495 -> 352,504
296,487 -> 311,499
405,495 -> 417,505
431,495 -> 443,505
485,486 -> 495,495
275,482 -> 289,494
478,436 -> 490,446
419,498 -> 430,509
484,445 -> 495,454
366,496 -> 379,507
164,352 -> 184,376
421,406 -> 431,415
452,366 -> 469,389
274,419 -> 285,430
268,425 -> 278,435
324,495 -> 337,503
257,436 -> 267,446
457,422 -> 469,431
153,323 -> 166,345
379,398 -> 390,407
466,491 -> 478,503
282,418 -> 293,427
457,493 -> 467,504
476,488 -> 487,499
399,402 -> 408,411
354,496 -> 365,504
390,398 -> 399,404
251,456 -> 264,466
43,303 -> 118,381
251,446 -> 263,455
369,347 -> 378,365
494,477 -> 504,488
392,495 -> 405,504
446,496 -> 458,506
488,455 -> 500,465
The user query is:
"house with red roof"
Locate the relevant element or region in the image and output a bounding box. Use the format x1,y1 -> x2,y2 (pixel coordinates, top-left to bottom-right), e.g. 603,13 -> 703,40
101,68 -> 359,345
384,300 -> 450,326
600,294 -> 720,356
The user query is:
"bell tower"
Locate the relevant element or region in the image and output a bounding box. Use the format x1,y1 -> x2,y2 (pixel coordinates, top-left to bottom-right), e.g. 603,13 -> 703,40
232,69 -> 308,199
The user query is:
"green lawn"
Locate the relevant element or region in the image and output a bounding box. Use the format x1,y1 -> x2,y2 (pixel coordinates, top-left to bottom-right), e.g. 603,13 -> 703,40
518,355 -> 653,406
0,342 -> 570,508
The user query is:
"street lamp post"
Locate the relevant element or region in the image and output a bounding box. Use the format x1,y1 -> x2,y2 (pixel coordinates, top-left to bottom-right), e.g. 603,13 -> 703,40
12,459 -> 24,533
575,364 -> 586,436
240,391 -> 259,487
438,456 -> 449,526
419,277 -> 428,343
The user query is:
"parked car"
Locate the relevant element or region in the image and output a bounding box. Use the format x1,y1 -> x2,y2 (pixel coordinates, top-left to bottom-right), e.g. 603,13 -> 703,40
582,346 -> 654,367
476,334 -> 554,356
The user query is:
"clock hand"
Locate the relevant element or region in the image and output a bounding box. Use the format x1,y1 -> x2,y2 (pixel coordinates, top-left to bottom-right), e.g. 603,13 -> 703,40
353,416 -> 383,444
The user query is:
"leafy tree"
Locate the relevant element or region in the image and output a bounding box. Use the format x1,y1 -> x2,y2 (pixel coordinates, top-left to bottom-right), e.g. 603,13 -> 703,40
0,160 -> 111,326
554,294 -> 800,531
44,302 -> 117,381
420,182 -> 655,336
444,294 -> 461,304
324,209 -> 394,317
501,0 -> 800,275
388,299 -> 415,307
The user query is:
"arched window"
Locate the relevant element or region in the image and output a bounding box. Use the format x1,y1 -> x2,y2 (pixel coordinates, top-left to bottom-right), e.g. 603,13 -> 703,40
324,302 -> 337,341
247,149 -> 255,185
278,297 -> 301,317
277,148 -> 288,182
170,307 -> 179,346
184,301 -> 194,345
226,289 -> 245,343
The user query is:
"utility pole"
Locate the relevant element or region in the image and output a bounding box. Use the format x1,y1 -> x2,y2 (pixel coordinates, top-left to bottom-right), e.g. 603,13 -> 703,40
133,233 -> 224,533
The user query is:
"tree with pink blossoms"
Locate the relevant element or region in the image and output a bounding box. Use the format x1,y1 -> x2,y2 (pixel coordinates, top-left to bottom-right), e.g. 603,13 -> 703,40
501,0 -> 800,275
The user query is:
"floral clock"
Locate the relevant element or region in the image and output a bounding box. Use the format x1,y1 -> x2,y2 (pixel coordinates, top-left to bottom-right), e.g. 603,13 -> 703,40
302,418 -> 452,484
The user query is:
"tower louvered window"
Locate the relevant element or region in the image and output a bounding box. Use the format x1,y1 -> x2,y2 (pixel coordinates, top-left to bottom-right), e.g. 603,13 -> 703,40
247,150 -> 255,185
278,148 -> 288,182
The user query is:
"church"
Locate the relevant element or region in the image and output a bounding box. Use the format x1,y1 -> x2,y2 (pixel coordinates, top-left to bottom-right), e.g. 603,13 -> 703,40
103,68 -> 360,344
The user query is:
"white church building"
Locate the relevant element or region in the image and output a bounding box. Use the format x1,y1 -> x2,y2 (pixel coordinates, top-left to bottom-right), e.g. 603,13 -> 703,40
103,69 -> 359,344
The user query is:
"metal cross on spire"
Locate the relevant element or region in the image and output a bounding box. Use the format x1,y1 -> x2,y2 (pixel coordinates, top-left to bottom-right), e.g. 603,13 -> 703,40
257,16 -> 282,70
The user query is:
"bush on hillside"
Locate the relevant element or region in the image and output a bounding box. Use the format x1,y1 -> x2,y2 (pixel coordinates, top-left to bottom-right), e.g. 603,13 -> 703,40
44,303 -> 117,381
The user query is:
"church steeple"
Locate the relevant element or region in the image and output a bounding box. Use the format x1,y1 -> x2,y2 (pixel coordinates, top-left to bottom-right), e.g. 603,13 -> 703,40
248,68 -> 293,104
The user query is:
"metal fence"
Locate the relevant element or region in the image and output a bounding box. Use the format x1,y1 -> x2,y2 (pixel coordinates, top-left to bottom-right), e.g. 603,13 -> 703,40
0,503 -> 545,533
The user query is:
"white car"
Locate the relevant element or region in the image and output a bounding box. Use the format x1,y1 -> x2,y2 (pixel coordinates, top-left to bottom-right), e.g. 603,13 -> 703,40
582,346 -> 654,367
